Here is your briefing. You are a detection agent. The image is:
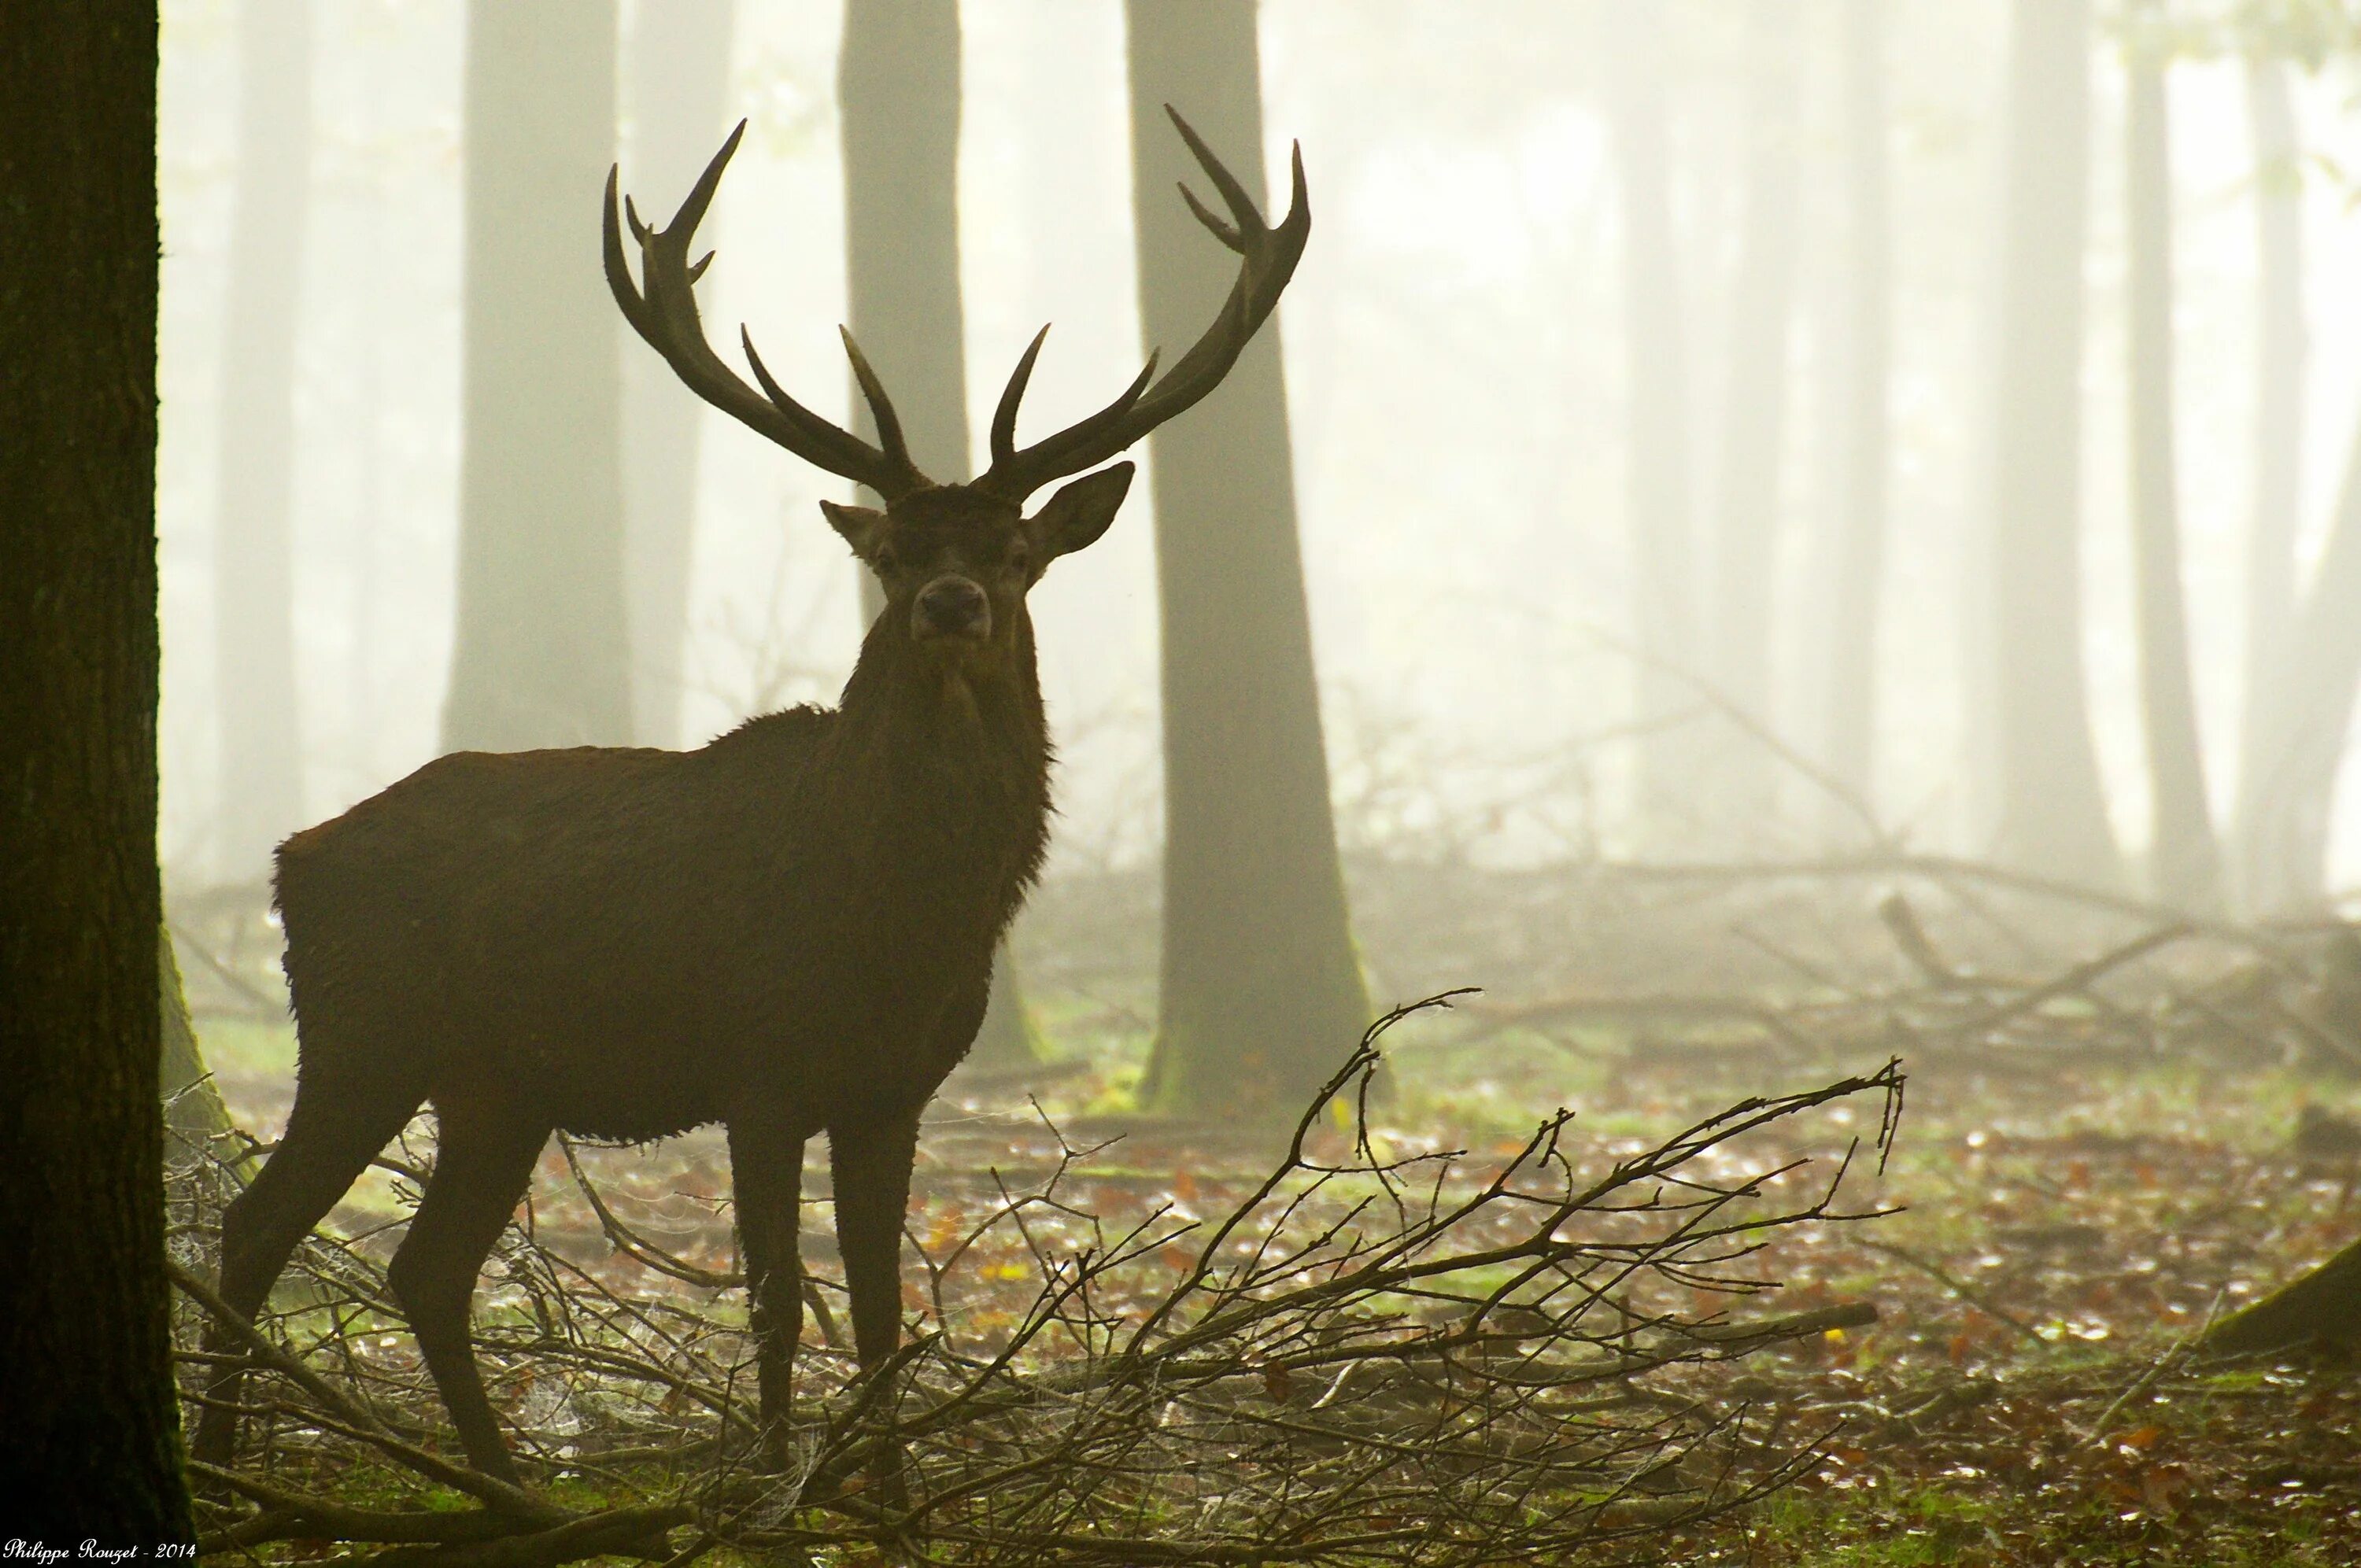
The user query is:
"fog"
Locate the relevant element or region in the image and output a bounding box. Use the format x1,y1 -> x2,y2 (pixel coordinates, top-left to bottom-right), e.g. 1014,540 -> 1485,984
125,6 -> 2361,1544
160,0 -> 2361,895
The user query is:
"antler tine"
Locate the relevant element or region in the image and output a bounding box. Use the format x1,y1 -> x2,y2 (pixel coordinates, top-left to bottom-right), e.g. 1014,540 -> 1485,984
1167,104 -> 1260,249
974,111 -> 1308,503
837,327 -> 917,481
604,121 -> 929,501
1177,182 -> 1243,252
989,325 -> 1052,470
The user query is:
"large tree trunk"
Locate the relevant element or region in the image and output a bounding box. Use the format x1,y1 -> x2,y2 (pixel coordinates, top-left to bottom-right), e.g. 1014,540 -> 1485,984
1819,0 -> 1892,832
1600,0 -> 1699,849
1986,0 -> 2120,887
212,0 -> 312,884
442,0 -> 633,753
0,4 -> 193,1536
837,0 -> 1041,1072
622,0 -> 731,748
1705,2 -> 1801,828
1125,0 -> 1366,1120
837,0 -> 1040,1071
2234,55 -> 2307,910
2237,412 -> 2361,911
2123,0 -> 2219,912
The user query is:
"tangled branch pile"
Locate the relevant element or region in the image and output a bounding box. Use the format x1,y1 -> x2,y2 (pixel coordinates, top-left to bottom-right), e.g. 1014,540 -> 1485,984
174,1003 -> 1900,1566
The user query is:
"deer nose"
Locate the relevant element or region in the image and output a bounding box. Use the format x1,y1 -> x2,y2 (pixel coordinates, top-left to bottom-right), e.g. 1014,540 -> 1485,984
914,575 -> 990,640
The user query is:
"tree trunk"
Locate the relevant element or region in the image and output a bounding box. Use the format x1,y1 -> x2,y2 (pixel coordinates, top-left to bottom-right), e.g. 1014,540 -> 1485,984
2204,1233 -> 2361,1358
837,0 -> 1041,1072
1125,0 -> 1366,1120
442,0 -> 633,754
1600,0 -> 1699,848
622,0 -> 732,748
0,4 -> 193,1536
840,0 -> 958,643
1819,0 -> 1892,831
1706,2 -> 1801,825
2234,55 -> 2307,911
2123,0 -> 2219,912
161,928 -> 240,1160
212,0 -> 312,884
1987,0 -> 2120,887
349,116 -> 386,777
2237,411 -> 2361,912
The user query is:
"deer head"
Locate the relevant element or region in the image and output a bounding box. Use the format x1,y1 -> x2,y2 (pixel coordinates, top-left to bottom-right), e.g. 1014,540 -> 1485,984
604,109 -> 1307,666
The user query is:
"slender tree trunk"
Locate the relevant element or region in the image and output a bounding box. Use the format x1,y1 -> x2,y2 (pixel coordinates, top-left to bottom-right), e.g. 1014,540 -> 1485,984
1820,0 -> 1892,830
1600,0 -> 1698,847
442,0 -> 633,753
2123,0 -> 2219,911
1987,0 -> 2119,886
349,196 -> 385,773
161,928 -> 240,1160
1707,2 -> 1801,823
0,4 -> 193,1536
839,0 -> 1040,1068
212,0 -> 311,884
1126,0 -> 1366,1120
622,0 -> 731,748
2239,413 -> 2361,911
2234,54 -> 2307,909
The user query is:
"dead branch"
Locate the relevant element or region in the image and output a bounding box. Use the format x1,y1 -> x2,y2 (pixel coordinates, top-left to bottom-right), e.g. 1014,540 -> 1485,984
172,1002 -> 1903,1566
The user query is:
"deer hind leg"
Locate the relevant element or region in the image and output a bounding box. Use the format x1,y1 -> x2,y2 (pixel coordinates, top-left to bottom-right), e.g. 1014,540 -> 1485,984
194,1069 -> 424,1471
386,1102 -> 549,1486
726,1116 -> 808,1470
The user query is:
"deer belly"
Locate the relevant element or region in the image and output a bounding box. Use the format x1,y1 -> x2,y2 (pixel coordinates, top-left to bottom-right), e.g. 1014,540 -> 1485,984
540,1049 -> 720,1142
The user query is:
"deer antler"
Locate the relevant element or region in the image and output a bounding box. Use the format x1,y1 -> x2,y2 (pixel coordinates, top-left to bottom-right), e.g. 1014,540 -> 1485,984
604,120 -> 931,504
973,106 -> 1310,504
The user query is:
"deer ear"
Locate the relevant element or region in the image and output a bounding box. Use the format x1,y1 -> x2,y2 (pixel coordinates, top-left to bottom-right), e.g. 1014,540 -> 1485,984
819,500 -> 889,563
1026,463 -> 1135,566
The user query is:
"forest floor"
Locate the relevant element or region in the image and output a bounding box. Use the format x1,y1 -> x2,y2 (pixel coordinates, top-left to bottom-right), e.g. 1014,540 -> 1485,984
176,858 -> 2361,1565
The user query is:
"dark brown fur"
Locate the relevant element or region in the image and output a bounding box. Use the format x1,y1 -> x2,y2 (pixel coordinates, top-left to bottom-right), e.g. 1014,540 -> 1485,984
193,474 -> 1132,1481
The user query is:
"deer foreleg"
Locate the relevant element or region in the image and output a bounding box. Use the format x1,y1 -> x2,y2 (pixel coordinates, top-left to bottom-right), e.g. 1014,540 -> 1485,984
727,1116 -> 808,1469
829,1111 -> 921,1372
829,1109 -> 922,1505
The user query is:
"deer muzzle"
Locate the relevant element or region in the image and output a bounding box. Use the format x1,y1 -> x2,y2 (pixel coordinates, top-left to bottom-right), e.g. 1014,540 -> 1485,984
914,575 -> 991,642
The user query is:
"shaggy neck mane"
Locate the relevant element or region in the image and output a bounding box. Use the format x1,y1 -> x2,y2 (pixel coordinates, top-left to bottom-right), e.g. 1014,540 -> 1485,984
822,605 -> 1055,906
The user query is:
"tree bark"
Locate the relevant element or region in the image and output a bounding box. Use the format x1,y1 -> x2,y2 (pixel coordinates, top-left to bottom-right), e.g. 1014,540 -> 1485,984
622,0 -> 732,748
1600,0 -> 1699,848
212,0 -> 312,884
1125,0 -> 1367,1119
161,928 -> 240,1160
837,0 -> 1040,1071
1987,0 -> 2120,887
1820,0 -> 1892,831
442,0 -> 633,753
2204,1233 -> 2361,1358
2237,410 -> 2361,912
2123,0 -> 2220,912
1706,2 -> 1801,824
0,2 -> 194,1537
2234,55 -> 2307,910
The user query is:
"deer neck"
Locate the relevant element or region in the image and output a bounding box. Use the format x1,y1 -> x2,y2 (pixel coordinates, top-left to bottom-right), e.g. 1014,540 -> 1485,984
833,608 -> 1051,858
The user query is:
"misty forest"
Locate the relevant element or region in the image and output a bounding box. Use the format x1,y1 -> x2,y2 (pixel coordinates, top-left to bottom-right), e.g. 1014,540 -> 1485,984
24,0 -> 2361,1561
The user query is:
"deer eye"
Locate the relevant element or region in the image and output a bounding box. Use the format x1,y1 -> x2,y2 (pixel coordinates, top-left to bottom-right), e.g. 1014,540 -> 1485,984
872,543 -> 900,573
1007,543 -> 1031,575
